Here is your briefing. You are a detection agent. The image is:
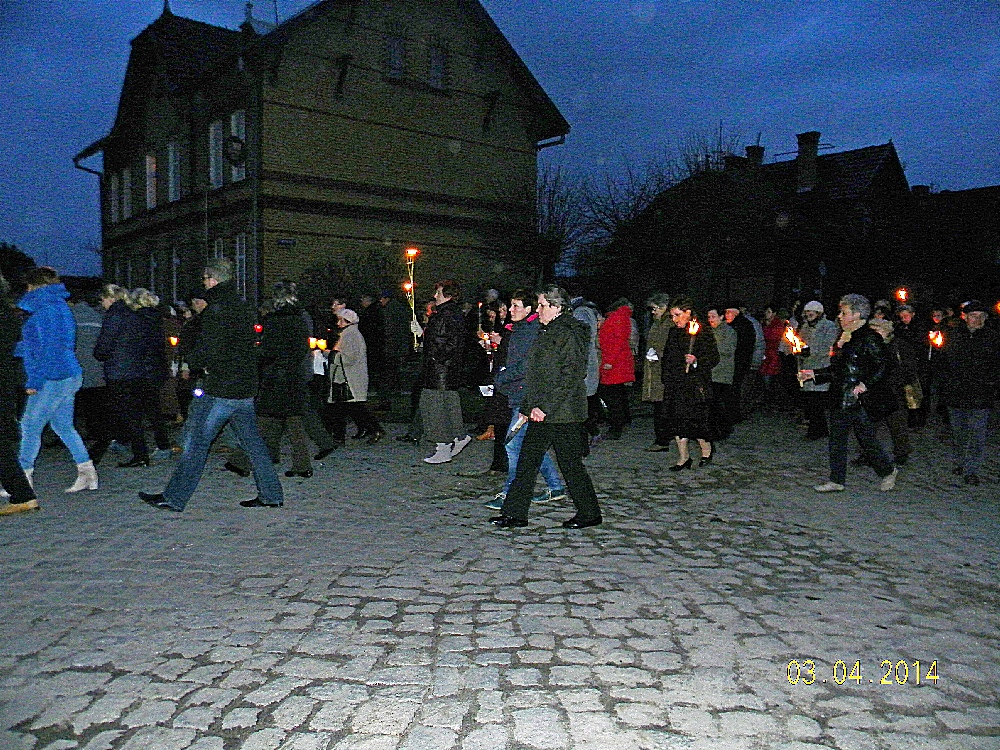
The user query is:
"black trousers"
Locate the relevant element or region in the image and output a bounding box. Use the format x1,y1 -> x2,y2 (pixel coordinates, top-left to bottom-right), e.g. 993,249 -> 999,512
107,379 -> 170,458
0,435 -> 35,505
327,400 -> 382,442
599,384 -> 629,437
802,390 -> 829,438
502,421 -> 601,522
74,386 -> 110,445
651,400 -> 672,445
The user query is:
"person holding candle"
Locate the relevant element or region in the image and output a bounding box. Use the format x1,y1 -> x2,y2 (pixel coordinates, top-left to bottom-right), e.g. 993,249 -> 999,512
660,297 -> 719,470
787,301 -> 839,441
803,294 -> 898,493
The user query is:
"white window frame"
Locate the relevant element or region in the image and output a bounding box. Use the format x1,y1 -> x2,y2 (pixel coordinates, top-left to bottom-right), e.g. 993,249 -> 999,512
145,154 -> 157,210
167,141 -> 181,202
235,233 -> 247,298
109,173 -> 120,223
209,120 -> 224,189
213,238 -> 226,260
171,246 -> 179,304
149,253 -> 158,295
230,111 -> 246,183
122,167 -> 132,219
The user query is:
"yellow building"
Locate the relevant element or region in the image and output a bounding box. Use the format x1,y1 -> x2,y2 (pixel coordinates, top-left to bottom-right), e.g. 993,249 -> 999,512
75,0 -> 568,302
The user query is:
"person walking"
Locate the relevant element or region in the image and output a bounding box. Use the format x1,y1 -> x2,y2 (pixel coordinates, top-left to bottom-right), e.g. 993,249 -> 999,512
642,293 -> 672,451
660,297 -> 719,470
139,259 -> 283,511
598,298 -> 635,440
14,267 -> 98,494
939,300 -> 1000,485
327,308 -> 384,445
0,271 -> 38,514
802,294 -> 898,493
94,286 -> 172,468
413,281 -> 470,464
491,286 -> 602,529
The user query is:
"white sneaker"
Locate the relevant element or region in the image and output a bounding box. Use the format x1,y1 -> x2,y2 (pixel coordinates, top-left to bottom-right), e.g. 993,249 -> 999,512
485,492 -> 506,510
879,468 -> 898,491
450,435 -> 472,458
532,488 -> 567,504
423,442 -> 453,464
814,481 -> 845,493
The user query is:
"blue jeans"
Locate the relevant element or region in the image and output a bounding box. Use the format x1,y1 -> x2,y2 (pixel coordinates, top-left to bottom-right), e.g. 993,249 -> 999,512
828,406 -> 894,485
164,395 -> 283,510
949,407 -> 990,475
19,374 -> 90,469
503,410 -> 563,495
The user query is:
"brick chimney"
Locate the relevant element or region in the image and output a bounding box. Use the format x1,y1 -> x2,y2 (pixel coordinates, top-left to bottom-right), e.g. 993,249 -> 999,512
795,131 -> 820,193
745,145 -> 764,167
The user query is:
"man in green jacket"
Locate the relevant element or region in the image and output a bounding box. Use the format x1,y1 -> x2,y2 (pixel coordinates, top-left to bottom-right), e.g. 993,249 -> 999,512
491,286 -> 602,529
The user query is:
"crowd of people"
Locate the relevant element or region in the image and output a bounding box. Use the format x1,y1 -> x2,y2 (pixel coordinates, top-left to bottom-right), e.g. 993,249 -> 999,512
1,260 -> 997,523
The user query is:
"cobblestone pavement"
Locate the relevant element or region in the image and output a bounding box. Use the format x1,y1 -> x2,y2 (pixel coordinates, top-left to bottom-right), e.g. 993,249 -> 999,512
1,409 -> 998,750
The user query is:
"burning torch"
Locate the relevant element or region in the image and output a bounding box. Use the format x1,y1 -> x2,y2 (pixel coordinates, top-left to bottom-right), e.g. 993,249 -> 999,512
784,325 -> 809,387
685,318 -> 700,373
404,246 -> 420,351
928,329 -> 944,360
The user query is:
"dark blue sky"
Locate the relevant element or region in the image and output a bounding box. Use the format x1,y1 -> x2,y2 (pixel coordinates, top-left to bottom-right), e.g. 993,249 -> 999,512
1,0 -> 997,276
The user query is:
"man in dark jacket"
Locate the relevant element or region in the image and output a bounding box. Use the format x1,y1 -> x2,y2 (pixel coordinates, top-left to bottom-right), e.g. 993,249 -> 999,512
940,300 -> 1000,485
414,280 -> 470,464
801,294 -> 898,493
140,259 -> 283,511
492,286 -> 602,529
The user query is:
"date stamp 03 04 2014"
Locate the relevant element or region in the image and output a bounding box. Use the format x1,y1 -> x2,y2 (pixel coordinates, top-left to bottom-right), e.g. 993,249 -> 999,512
787,659 -> 940,686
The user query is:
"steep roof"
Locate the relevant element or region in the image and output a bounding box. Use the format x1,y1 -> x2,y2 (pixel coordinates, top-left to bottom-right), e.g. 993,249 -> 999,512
758,142 -> 901,201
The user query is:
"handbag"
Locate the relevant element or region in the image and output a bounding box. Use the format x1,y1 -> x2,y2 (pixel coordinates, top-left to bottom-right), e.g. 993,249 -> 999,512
328,357 -> 354,403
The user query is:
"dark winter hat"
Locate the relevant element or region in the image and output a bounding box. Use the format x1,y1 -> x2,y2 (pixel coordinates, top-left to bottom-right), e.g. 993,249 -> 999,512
961,299 -> 988,314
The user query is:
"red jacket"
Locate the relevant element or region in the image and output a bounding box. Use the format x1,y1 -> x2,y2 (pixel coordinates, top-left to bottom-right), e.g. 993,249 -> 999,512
760,317 -> 786,376
599,305 -> 636,385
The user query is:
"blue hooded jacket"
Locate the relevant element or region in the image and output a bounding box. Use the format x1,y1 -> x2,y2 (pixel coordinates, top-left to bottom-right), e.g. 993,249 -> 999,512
14,283 -> 82,390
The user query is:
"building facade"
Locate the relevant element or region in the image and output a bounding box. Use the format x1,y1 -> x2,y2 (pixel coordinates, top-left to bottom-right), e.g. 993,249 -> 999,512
75,0 -> 569,303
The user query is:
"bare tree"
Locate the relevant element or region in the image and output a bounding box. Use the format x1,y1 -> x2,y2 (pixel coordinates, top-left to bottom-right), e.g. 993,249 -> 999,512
535,164 -> 587,281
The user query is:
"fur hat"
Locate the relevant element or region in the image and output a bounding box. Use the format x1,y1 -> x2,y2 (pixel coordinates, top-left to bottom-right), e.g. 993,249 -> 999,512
338,308 -> 359,324
803,300 -> 824,314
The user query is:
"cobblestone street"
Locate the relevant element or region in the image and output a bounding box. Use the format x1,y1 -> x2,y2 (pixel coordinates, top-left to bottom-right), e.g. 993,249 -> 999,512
1,410 -> 998,750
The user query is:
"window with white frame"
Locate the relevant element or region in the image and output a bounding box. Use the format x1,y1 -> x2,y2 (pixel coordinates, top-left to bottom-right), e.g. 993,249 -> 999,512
209,120 -> 224,189
149,253 -> 158,295
145,154 -> 157,210
122,167 -> 132,219
235,234 -> 247,298
213,238 -> 226,260
171,246 -> 179,303
230,111 -> 246,183
167,142 -> 181,202
109,173 -> 120,223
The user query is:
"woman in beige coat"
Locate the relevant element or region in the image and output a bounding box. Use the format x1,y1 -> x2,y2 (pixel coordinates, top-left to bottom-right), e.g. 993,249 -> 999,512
642,293 -> 672,451
328,309 -> 384,444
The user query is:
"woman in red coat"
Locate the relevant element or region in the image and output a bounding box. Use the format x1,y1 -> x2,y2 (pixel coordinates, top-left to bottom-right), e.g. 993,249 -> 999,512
760,305 -> 787,407
598,299 -> 636,439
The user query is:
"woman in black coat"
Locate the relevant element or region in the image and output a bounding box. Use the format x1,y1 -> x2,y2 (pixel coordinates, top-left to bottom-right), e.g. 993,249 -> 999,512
660,296 -> 720,470
226,283 -> 314,479
0,271 -> 37,513
93,285 -> 170,467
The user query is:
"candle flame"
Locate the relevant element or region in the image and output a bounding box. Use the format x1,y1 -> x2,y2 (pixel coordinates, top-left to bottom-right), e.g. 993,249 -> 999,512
402,281 -> 413,293
317,339 -> 327,351
309,337 -> 317,349
896,287 -> 909,302
169,336 -> 179,346
928,330 -> 944,348
687,319 -> 700,335
784,326 -> 807,354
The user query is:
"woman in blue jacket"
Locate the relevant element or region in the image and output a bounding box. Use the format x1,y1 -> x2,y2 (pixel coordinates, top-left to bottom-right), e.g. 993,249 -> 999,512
15,267 -> 98,493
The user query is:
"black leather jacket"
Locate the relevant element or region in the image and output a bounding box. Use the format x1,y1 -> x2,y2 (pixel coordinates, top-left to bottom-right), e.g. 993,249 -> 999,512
815,324 -> 894,415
